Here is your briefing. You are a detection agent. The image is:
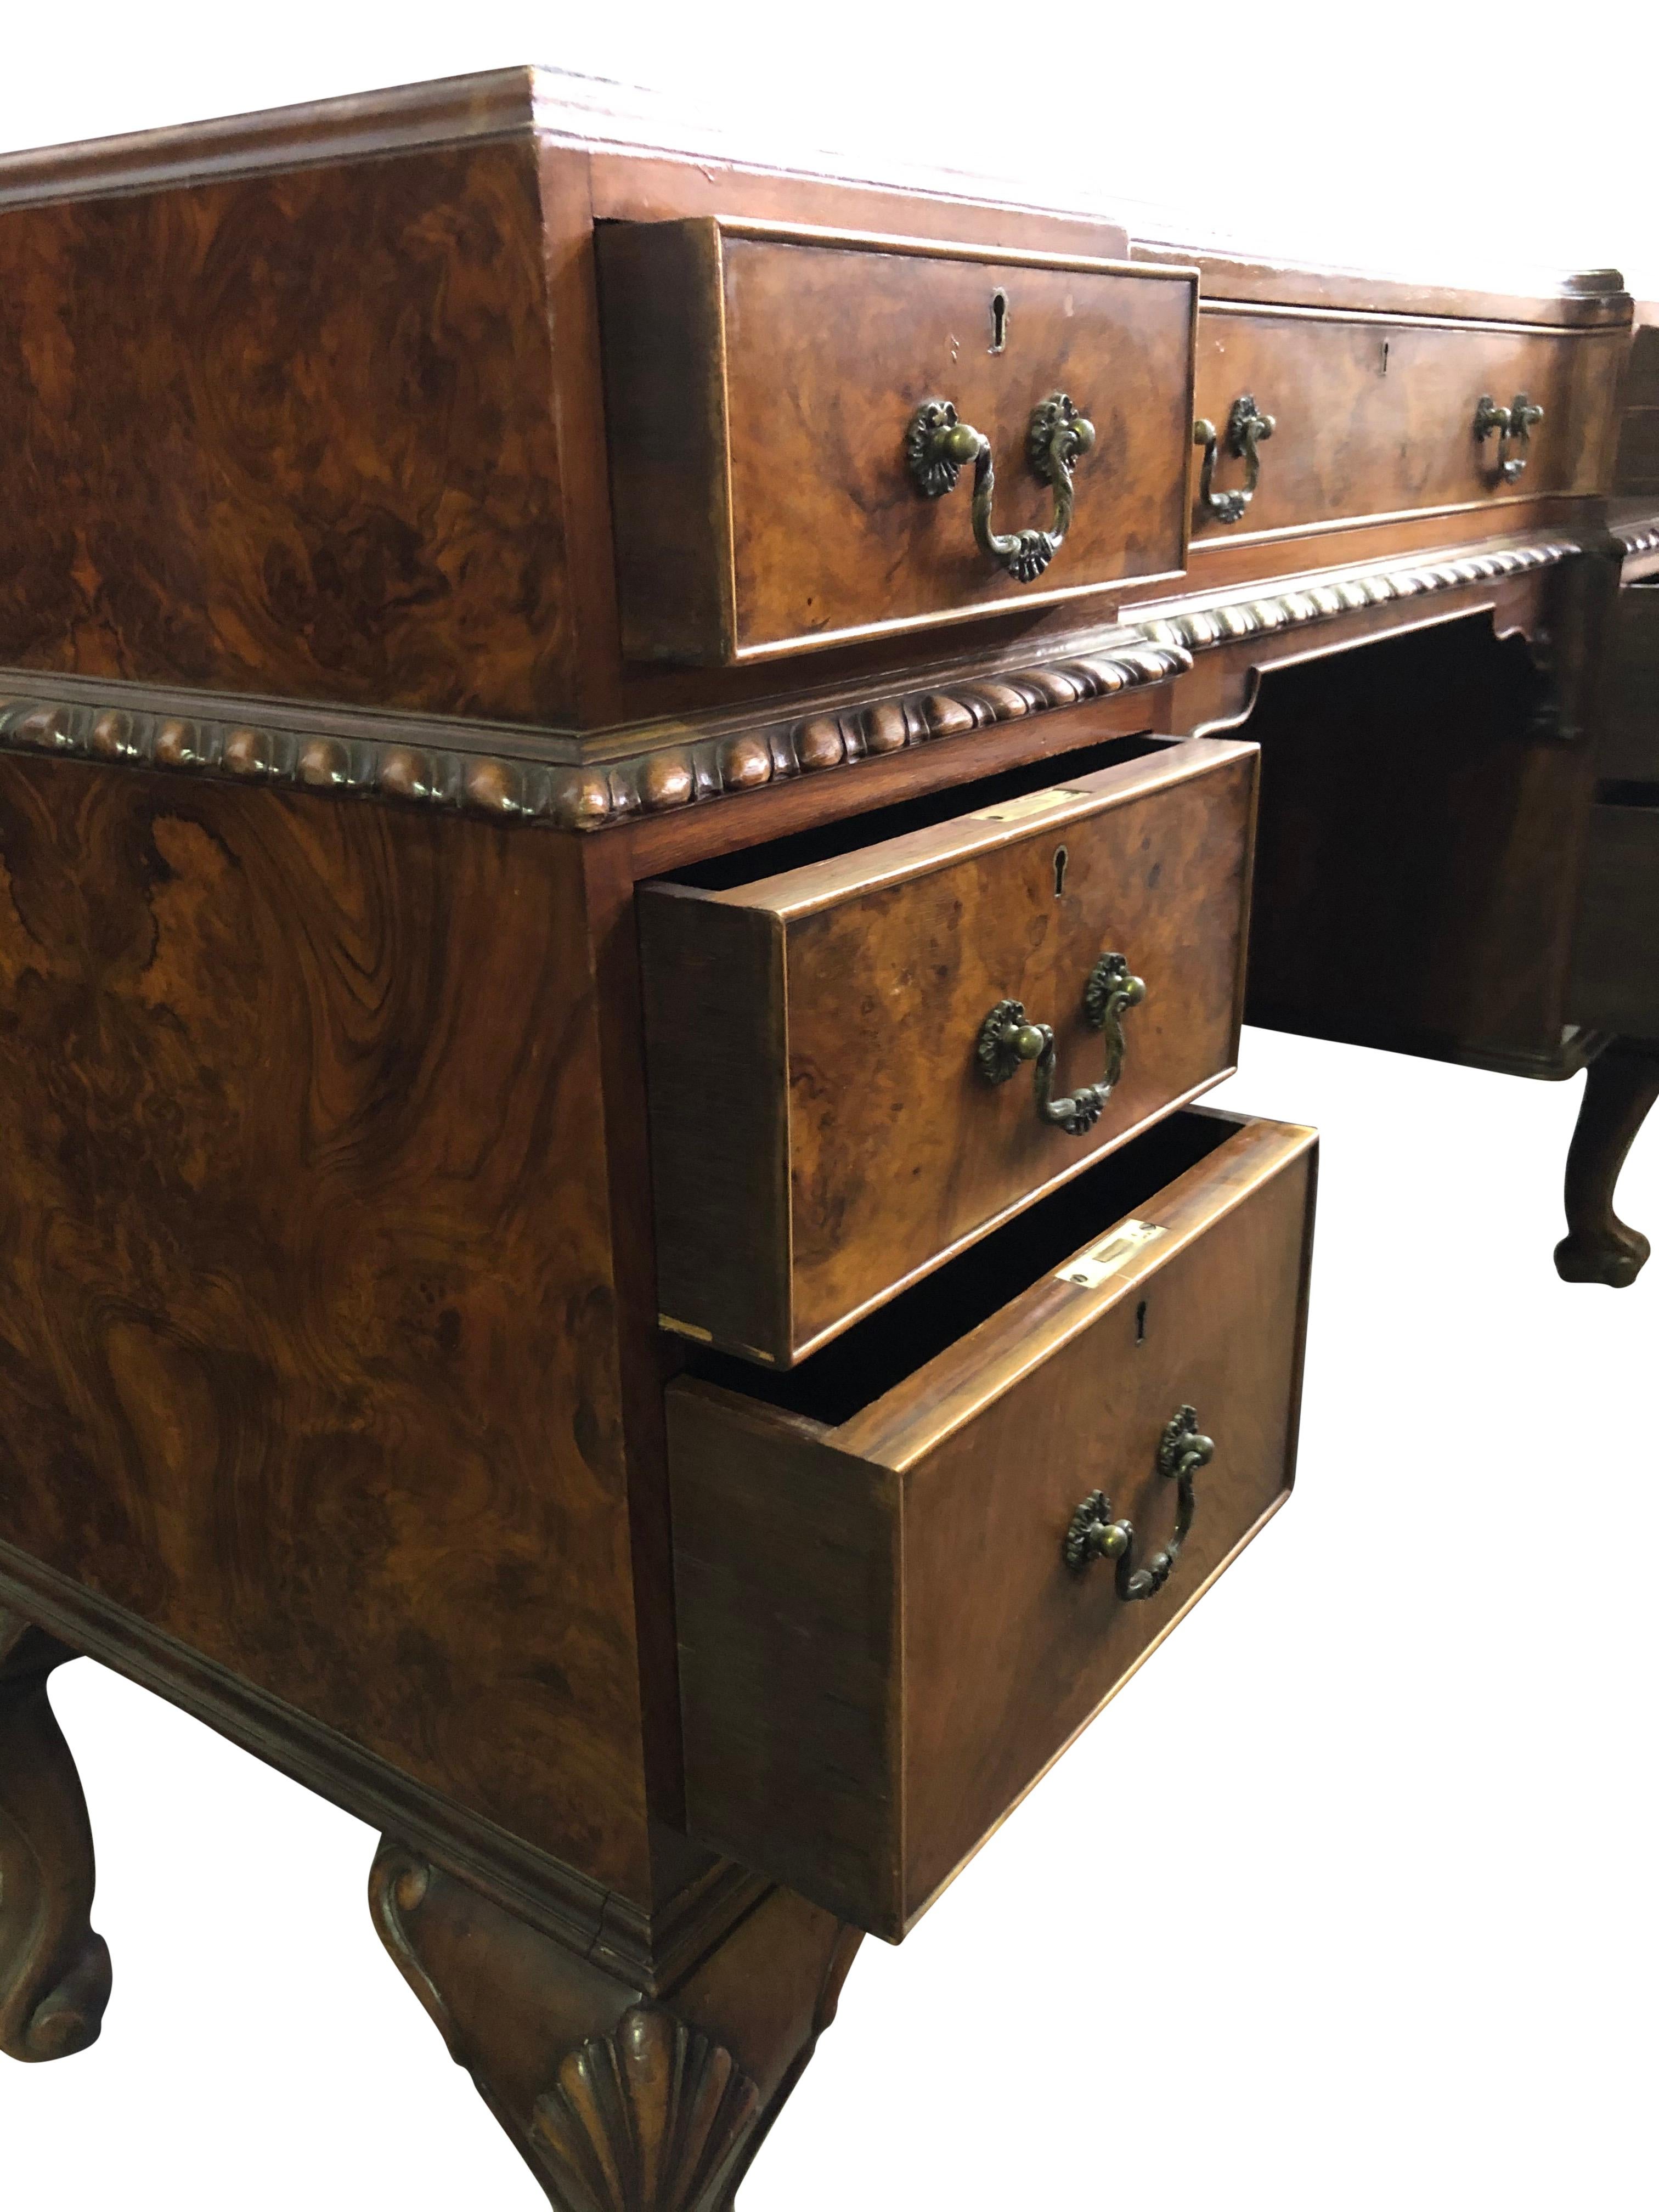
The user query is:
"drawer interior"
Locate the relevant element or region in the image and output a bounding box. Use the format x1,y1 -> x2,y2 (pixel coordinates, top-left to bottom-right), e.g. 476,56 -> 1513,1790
687,1106 -> 1238,1426
658,731 -> 1169,893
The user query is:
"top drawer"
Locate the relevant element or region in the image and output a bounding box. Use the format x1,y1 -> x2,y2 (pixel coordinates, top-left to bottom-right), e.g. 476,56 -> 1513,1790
596,218 -> 1198,664
1189,308 -> 1623,543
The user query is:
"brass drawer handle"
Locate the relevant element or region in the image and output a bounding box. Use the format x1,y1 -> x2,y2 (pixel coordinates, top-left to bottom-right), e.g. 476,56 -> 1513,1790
1475,391 -> 1544,483
906,392 -> 1096,583
1064,1406 -> 1215,1600
1194,394 -> 1274,524
977,953 -> 1146,1137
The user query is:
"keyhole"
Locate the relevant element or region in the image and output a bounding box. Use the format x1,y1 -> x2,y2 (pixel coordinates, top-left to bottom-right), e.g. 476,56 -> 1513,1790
990,289 -> 1008,354
1053,844 -> 1068,898
1135,1299 -> 1148,1346
1380,339 -> 1390,376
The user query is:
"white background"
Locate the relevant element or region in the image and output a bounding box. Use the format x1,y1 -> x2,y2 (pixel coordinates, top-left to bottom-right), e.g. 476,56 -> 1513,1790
5,6 -> 1659,2208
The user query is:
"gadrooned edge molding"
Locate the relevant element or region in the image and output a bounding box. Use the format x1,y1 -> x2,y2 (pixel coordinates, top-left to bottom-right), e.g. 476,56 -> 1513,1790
0,537 -> 1593,833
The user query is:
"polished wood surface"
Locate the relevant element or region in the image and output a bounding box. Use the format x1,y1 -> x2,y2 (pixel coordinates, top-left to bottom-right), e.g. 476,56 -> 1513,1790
371,1839 -> 861,2212
1189,307 -> 1621,548
0,753 -> 662,1900
0,1617 -> 111,2064
642,732 -> 1255,1364
599,218 -> 1197,663
0,60 -> 1653,2212
670,1111 -> 1316,1938
0,138 -> 571,724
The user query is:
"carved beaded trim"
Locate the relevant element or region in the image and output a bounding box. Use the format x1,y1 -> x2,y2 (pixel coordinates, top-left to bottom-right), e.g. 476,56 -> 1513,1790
1613,518 -> 1659,560
0,537 -> 1588,833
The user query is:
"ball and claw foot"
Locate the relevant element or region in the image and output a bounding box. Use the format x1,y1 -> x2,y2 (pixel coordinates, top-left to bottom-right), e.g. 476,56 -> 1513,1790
0,1612 -> 113,2063
1554,1039 -> 1659,1289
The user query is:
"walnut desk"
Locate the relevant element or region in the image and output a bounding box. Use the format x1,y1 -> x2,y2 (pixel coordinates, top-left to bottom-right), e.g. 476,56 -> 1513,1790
0,69 -> 1652,2210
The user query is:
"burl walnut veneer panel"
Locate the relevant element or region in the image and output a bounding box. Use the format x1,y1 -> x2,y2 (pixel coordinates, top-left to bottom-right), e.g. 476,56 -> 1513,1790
0,753 -> 658,1897
670,1111 -> 1317,1939
0,139 -> 572,724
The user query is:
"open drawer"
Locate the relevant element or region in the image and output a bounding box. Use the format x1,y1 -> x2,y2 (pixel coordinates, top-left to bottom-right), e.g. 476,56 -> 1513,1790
669,1107 -> 1317,1938
641,731 -> 1257,1368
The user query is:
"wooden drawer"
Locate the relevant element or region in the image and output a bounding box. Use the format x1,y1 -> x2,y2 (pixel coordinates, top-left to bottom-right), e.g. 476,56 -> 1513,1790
1571,799 -> 1659,1038
1190,307 -> 1622,545
1599,582 -> 1659,782
641,734 -> 1256,1367
670,1108 -> 1317,1938
597,217 -> 1197,664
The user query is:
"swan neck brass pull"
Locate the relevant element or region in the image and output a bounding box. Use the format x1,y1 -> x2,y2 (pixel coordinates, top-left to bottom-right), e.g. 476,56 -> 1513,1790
1475,391 -> 1544,483
1194,393 -> 1275,524
1064,1405 -> 1215,1601
977,952 -> 1146,1137
906,392 -> 1096,583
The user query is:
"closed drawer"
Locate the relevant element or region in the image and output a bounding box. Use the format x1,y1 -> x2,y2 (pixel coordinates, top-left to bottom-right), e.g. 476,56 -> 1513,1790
1599,582 -> 1659,782
597,217 -> 1197,663
1190,307 -> 1622,544
670,1108 -> 1317,1938
641,733 -> 1256,1367
1571,799 -> 1659,1037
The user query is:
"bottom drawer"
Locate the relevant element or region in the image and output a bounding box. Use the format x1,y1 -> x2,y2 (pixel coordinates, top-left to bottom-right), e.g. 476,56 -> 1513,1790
669,1107 -> 1317,1939
1571,801 -> 1659,1038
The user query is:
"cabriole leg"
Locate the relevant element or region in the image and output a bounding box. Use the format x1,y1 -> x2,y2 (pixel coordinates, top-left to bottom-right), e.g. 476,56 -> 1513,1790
0,1611 -> 113,2062
1555,1039 -> 1659,1286
369,1840 -> 862,2211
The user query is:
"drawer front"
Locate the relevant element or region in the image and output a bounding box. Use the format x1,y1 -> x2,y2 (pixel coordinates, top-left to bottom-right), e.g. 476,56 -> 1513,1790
641,737 -> 1256,1366
1190,307 -> 1622,544
1599,582 -> 1659,782
598,217 -> 1197,663
670,1111 -> 1318,1938
1570,800 -> 1659,1037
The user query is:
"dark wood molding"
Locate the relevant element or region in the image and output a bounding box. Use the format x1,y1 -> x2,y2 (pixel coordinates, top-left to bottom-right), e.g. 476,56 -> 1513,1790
0,1547 -> 764,1996
0,529 -> 1610,837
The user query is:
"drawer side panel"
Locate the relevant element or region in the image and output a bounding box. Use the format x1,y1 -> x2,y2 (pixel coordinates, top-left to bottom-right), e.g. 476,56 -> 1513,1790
670,1387 -> 905,1931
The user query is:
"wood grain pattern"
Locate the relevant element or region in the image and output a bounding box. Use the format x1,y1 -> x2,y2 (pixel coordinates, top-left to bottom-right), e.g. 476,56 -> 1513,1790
670,1111 -> 1317,1938
0,138 -> 570,722
0,753 -> 662,1900
371,1840 -> 861,2212
642,734 -> 1255,1365
598,218 -> 1196,663
0,533 -> 1586,840
0,1613 -> 111,2062
1189,309 -> 1623,547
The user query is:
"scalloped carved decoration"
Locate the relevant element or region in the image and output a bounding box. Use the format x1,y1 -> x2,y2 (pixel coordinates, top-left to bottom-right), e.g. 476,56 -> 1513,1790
0,533 -> 1592,832
529,2005 -> 761,2212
